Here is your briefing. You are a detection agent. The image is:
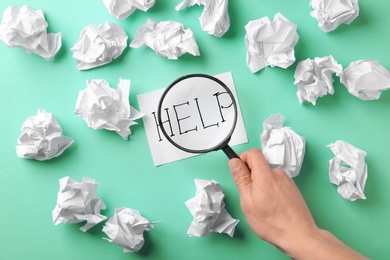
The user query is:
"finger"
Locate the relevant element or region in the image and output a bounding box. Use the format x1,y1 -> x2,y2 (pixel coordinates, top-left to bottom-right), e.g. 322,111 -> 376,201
240,148 -> 271,180
229,158 -> 252,199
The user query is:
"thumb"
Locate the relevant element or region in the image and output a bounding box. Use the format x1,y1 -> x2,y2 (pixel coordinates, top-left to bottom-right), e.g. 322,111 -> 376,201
229,158 -> 252,199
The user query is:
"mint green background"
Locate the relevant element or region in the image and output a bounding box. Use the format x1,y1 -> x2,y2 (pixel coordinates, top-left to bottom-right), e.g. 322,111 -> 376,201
0,0 -> 389,259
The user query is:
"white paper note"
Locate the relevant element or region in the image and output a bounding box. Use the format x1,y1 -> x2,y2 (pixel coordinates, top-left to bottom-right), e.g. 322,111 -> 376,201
52,176 -> 107,232
340,60 -> 390,100
137,72 -> 248,166
0,5 -> 61,61
185,179 -> 239,237
16,109 -> 73,161
328,140 -> 367,201
261,113 -> 305,178
75,78 -> 143,140
175,0 -> 230,37
310,0 -> 359,32
130,19 -> 200,60
103,208 -> 155,253
245,13 -> 299,73
294,55 -> 342,105
71,22 -> 128,70
103,0 -> 156,20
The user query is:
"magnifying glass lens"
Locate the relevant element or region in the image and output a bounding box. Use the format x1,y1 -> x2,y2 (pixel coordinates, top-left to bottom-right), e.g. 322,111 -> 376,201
158,74 -> 238,157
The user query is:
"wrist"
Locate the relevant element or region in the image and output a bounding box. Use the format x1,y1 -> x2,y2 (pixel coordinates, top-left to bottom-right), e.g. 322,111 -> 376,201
278,225 -> 324,259
279,227 -> 367,260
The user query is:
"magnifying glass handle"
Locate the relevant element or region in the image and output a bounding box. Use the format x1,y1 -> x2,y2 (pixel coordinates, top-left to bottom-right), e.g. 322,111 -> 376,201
222,145 -> 239,159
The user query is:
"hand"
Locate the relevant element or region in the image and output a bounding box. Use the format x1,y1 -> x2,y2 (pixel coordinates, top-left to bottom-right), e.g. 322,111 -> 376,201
228,148 -> 367,260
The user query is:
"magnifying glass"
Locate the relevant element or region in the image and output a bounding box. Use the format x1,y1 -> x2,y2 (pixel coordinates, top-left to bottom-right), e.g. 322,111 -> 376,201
157,74 -> 239,159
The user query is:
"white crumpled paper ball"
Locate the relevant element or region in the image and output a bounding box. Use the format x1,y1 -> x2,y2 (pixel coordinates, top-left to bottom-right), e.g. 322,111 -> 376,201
260,113 -> 305,178
175,0 -> 230,37
16,109 -> 73,161
294,55 -> 343,105
71,22 -> 128,70
103,0 -> 156,20
185,179 -> 239,237
310,0 -> 359,32
52,176 -> 107,232
75,78 -> 144,140
103,208 -> 155,253
328,140 -> 367,201
245,12 -> 299,73
340,60 -> 390,100
130,19 -> 200,60
0,5 -> 62,61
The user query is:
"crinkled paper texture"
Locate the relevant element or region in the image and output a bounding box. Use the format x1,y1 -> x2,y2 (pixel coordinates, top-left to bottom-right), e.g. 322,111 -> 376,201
103,0 -> 156,20
294,55 -> 343,105
310,0 -> 359,32
340,60 -> 390,100
130,19 -> 200,60
75,78 -> 144,140
260,113 -> 305,178
0,5 -> 61,61
16,109 -> 73,161
245,12 -> 299,73
185,179 -> 239,237
71,22 -> 128,70
103,208 -> 154,253
52,176 -> 107,232
328,140 -> 367,201
175,0 -> 230,37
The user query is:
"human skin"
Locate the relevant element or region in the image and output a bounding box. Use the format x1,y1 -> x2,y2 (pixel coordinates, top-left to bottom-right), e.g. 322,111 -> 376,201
228,148 -> 367,260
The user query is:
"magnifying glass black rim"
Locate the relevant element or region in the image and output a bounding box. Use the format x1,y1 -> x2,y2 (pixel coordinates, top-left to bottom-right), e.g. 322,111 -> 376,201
157,73 -> 238,154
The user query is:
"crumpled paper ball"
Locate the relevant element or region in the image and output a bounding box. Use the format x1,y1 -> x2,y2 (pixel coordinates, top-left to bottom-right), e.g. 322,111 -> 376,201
245,12 -> 299,73
328,140 -> 367,201
340,60 -> 390,100
103,0 -> 156,20
310,0 -> 359,32
0,5 -> 62,61
294,55 -> 343,105
75,78 -> 143,140
71,22 -> 128,70
130,19 -> 200,60
52,176 -> 107,232
260,113 -> 305,178
185,179 -> 239,237
16,109 -> 73,161
103,208 -> 155,253
175,0 -> 230,37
